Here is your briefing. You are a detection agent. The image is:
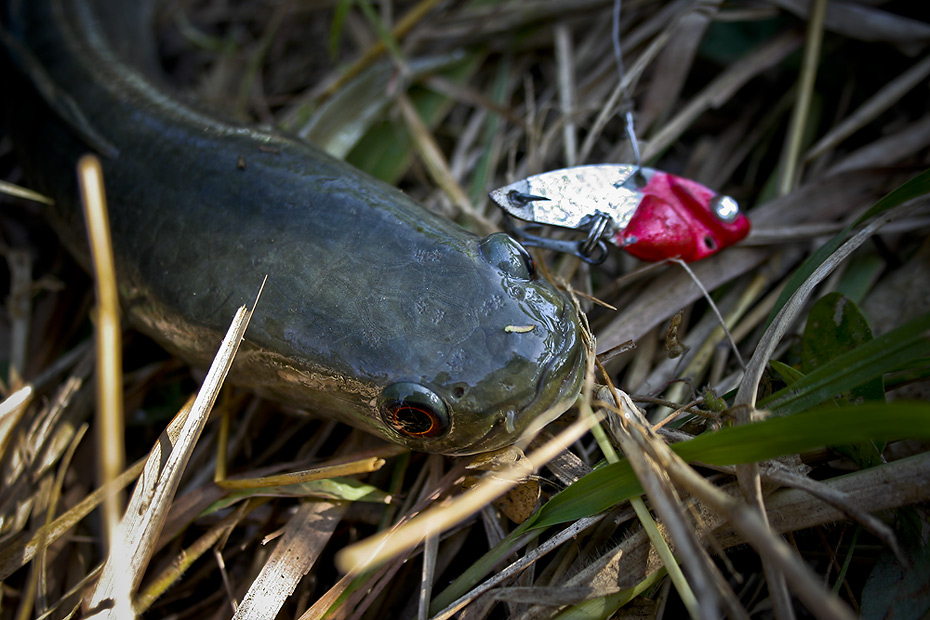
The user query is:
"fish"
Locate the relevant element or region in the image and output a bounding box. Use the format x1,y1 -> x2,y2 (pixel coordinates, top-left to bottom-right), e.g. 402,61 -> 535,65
1,0 -> 585,455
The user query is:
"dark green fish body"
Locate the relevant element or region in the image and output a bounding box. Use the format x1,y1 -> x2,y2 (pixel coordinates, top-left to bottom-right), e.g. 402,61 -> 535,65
3,0 -> 584,454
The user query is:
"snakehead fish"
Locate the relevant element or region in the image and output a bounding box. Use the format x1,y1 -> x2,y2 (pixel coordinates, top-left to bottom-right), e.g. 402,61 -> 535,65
1,0 -> 585,455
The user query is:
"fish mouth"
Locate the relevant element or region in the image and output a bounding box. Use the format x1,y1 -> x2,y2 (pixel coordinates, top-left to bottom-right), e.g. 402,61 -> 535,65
451,303 -> 585,456
521,310 -> 586,435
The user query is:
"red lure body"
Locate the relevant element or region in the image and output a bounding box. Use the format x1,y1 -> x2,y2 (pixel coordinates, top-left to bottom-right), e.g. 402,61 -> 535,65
618,171 -> 751,262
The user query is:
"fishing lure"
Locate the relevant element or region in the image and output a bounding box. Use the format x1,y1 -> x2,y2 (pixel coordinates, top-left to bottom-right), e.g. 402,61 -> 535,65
490,164 -> 751,264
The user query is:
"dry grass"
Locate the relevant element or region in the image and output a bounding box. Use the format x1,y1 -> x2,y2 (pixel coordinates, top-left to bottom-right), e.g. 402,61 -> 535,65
2,0 -> 930,618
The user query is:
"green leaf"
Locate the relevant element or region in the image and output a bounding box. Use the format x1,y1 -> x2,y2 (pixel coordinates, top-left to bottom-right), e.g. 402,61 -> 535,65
835,253 -> 885,304
861,536 -> 930,620
203,477 -> 390,514
801,292 -> 884,467
886,361 -> 930,391
800,292 -> 886,404
761,311 -> 930,416
769,359 -> 804,386
801,293 -> 875,376
528,462 -> 642,532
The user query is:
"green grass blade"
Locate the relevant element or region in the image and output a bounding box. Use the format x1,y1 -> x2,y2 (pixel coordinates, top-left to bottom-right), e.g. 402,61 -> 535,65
761,312 -> 930,415
466,52 -> 510,206
674,401 -> 930,464
434,401 -> 930,611
428,527 -> 532,614
551,569 -> 665,620
329,0 -> 353,58
203,477 -> 389,515
766,169 -> 930,328
531,401 -> 930,532
346,56 -> 481,182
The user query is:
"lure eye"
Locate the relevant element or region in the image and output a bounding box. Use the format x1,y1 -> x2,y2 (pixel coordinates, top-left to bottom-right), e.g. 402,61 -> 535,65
479,232 -> 537,280
379,382 -> 449,438
710,195 -> 740,223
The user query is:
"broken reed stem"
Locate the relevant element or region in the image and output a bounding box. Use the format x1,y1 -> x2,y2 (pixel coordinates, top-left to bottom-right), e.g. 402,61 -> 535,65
216,457 -> 388,490
334,410 -> 602,573
87,294 -> 257,615
77,154 -> 132,618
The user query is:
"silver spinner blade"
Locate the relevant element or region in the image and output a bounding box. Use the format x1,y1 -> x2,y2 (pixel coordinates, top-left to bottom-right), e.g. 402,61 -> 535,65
489,164 -> 653,232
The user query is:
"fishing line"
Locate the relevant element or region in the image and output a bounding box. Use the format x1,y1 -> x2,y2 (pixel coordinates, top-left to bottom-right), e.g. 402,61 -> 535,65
612,0 -> 746,371
612,0 -> 642,172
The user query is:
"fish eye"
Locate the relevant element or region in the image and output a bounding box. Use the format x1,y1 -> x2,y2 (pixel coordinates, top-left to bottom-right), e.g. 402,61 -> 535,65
710,195 -> 740,223
379,382 -> 449,438
479,232 -> 537,280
